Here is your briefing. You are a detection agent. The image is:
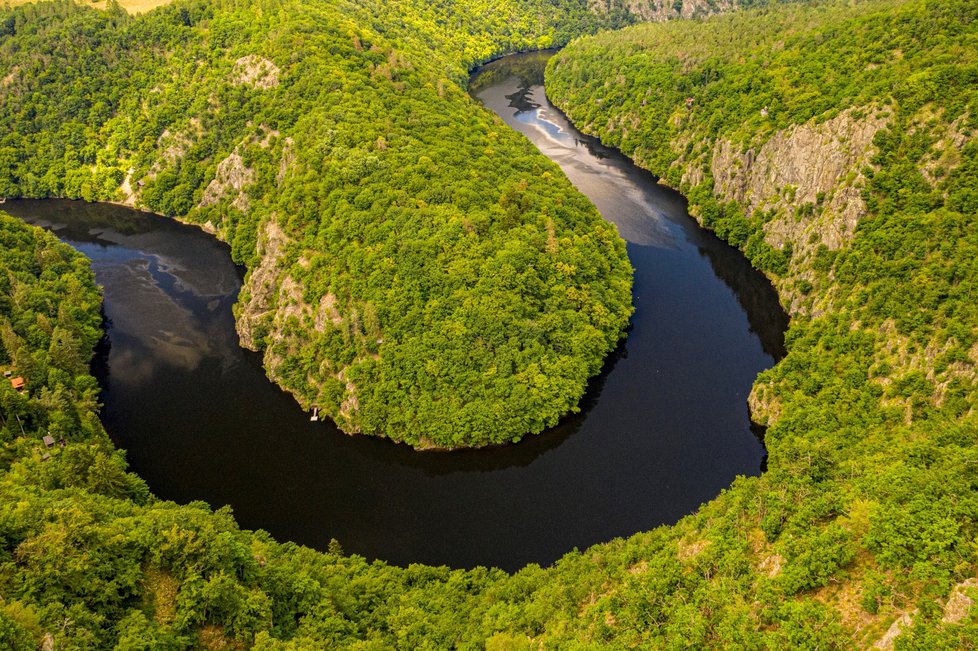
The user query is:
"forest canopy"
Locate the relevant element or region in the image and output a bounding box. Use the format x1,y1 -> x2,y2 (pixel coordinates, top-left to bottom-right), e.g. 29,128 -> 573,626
1,0 -> 977,648
0,0 -> 636,448
545,0 -> 978,646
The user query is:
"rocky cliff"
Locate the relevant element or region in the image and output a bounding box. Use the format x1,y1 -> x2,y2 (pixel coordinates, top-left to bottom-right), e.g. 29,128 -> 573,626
685,106 -> 891,316
590,0 -> 737,22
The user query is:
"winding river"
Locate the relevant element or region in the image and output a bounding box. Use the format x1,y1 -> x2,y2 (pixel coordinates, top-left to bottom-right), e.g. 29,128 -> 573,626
4,51 -> 787,571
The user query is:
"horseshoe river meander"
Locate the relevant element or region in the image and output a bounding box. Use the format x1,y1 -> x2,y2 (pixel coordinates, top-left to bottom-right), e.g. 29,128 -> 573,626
4,51 -> 787,571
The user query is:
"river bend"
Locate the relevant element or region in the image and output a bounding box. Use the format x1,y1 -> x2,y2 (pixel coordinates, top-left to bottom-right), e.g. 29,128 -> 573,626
4,51 -> 786,571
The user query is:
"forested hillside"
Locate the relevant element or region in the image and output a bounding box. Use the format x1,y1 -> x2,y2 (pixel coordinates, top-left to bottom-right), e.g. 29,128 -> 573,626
543,0 -> 978,646
2,0 -> 977,648
1,0 -> 637,449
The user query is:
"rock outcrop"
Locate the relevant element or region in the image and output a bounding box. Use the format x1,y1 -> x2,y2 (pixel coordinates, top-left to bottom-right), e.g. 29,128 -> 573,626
199,151 -> 254,213
711,107 -> 887,250
704,107 -> 890,315
942,577 -> 978,625
589,0 -> 735,21
1,64 -> 18,87
630,0 -> 735,21
235,219 -> 290,351
232,55 -> 280,89
872,610 -> 916,650
199,127 -> 279,215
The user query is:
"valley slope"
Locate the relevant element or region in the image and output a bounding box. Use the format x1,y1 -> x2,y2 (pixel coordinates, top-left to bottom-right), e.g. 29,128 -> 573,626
545,0 -> 978,646
2,0 -> 977,648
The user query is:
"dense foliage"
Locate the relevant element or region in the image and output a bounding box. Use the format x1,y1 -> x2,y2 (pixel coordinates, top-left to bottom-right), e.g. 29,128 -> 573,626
0,0 -> 636,448
544,0 -> 978,646
1,0 -> 978,648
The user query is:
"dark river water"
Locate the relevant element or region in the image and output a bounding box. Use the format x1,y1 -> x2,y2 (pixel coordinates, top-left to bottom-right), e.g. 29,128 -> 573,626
4,51 -> 787,571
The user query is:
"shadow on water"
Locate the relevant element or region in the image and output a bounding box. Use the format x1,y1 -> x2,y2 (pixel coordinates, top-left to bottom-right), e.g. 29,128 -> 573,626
1,51 -> 786,571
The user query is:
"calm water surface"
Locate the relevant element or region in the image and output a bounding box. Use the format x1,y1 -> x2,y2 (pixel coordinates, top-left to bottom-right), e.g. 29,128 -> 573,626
4,51 -> 786,571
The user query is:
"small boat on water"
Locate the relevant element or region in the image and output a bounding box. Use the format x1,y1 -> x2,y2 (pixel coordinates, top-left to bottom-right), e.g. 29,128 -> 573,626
310,407 -> 319,422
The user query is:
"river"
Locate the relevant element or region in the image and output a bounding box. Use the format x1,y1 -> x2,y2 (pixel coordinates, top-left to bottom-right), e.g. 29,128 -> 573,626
3,51 -> 786,571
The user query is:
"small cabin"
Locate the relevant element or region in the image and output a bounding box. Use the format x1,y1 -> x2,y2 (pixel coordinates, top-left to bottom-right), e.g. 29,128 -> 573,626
43,435 -> 55,448
41,453 -> 51,462
10,377 -> 25,391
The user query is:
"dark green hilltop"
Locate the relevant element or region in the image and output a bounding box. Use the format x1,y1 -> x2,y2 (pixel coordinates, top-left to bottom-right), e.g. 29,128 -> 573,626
1,0 -> 977,648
